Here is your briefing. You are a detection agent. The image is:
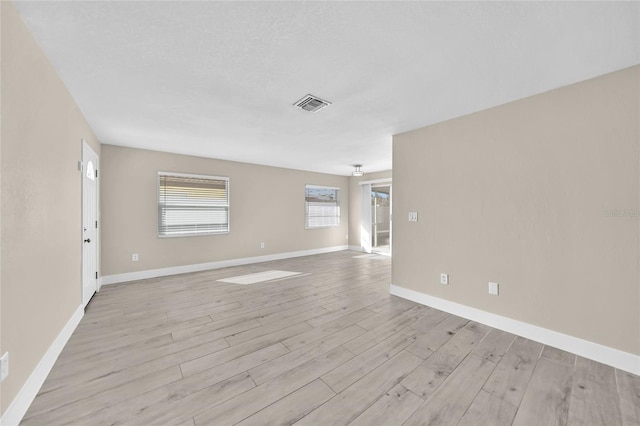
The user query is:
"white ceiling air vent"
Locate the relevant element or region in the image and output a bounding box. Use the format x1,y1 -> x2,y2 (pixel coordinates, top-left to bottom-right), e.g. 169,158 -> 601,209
293,94 -> 332,112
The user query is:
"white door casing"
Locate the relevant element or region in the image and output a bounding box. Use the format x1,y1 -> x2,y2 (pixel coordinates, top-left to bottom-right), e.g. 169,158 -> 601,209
360,183 -> 372,253
82,140 -> 99,307
371,184 -> 392,255
359,178 -> 392,254
388,185 -> 393,256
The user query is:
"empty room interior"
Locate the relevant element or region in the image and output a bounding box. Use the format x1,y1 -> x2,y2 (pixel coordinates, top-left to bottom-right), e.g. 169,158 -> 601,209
1,1 -> 639,425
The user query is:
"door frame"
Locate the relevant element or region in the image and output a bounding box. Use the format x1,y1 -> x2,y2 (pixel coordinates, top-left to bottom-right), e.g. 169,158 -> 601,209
81,139 -> 100,307
358,178 -> 392,254
371,183 -> 392,255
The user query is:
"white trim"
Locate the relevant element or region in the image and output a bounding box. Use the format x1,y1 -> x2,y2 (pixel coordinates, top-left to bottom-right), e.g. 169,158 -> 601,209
1,305 -> 84,426
305,184 -> 341,191
101,245 -> 349,285
358,178 -> 392,186
157,171 -> 229,181
348,245 -> 363,252
390,284 -> 640,376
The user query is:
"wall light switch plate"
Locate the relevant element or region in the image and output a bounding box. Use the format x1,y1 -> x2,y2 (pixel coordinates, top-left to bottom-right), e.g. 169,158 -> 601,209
440,273 -> 449,285
1,352 -> 8,382
408,212 -> 418,222
488,282 -> 499,296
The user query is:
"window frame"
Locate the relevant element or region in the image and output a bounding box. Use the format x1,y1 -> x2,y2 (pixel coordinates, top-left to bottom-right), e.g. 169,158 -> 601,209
157,171 -> 230,238
304,184 -> 341,230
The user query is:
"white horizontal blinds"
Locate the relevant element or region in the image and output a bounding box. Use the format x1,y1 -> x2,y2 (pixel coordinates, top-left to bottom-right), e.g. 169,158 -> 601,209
305,185 -> 340,228
158,173 -> 229,236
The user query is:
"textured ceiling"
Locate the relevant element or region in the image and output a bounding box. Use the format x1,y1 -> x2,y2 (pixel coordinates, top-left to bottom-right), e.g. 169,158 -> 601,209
13,1 -> 640,175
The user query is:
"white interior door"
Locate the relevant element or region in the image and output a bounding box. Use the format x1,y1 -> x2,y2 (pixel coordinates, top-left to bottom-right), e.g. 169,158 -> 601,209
82,141 -> 99,307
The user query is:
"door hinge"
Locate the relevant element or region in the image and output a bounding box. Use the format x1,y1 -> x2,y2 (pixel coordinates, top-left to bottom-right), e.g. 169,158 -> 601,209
95,272 -> 98,279
95,169 -> 98,178
95,220 -> 98,229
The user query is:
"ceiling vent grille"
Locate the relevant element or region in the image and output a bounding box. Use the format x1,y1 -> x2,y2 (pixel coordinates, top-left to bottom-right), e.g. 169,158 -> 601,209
294,94 -> 332,112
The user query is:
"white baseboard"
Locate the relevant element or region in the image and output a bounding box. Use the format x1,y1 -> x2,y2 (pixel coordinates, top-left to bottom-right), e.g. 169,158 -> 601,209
101,245 -> 349,285
348,245 -> 363,252
390,284 -> 640,376
1,305 -> 84,426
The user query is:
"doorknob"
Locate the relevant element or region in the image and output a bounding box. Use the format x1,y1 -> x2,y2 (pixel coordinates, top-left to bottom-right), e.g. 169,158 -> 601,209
84,238 -> 91,243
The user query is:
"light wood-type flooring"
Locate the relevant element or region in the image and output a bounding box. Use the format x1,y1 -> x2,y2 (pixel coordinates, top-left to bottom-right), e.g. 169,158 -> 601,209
22,251 -> 640,425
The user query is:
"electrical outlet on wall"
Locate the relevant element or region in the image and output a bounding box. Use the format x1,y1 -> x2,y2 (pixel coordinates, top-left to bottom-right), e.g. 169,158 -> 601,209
440,273 -> 449,285
260,242 -> 265,249
132,253 -> 139,262
488,282 -> 499,296
408,212 -> 418,222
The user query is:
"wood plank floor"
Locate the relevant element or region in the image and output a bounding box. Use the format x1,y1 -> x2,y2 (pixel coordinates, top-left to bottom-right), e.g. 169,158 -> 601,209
22,251 -> 640,425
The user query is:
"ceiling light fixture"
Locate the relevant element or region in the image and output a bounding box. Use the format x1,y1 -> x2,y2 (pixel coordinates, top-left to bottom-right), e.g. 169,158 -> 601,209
352,164 -> 364,177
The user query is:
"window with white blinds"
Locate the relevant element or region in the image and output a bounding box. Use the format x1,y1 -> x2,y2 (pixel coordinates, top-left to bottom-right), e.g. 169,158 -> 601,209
158,172 -> 229,237
305,185 -> 340,229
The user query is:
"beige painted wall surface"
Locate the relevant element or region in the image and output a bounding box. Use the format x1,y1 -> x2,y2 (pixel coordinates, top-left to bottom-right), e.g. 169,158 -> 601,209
101,145 -> 349,276
0,2 -> 101,416
393,66 -> 640,355
348,170 -> 392,249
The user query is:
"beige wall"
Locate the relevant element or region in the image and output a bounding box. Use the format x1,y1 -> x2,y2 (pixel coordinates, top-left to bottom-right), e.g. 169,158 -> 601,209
348,170 -> 392,249
0,2 -> 101,416
101,145 -> 349,276
393,66 -> 640,355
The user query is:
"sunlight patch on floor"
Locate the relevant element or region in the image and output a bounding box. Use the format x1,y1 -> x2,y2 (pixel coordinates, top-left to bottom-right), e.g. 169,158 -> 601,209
217,270 -> 302,285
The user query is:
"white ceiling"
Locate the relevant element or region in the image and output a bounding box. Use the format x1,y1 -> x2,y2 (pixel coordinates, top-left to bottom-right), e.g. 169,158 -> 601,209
13,1 -> 640,175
